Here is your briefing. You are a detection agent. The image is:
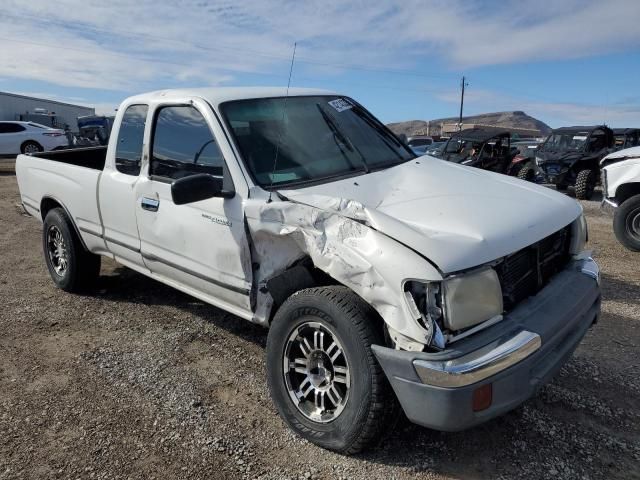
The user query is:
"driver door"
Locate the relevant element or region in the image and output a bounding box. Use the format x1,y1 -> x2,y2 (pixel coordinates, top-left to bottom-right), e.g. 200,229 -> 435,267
134,101 -> 252,312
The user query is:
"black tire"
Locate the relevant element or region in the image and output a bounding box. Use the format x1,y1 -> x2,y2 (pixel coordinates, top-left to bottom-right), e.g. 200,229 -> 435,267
42,208 -> 101,292
266,286 -> 396,454
517,165 -> 535,182
613,194 -> 640,252
21,140 -> 43,154
575,169 -> 596,200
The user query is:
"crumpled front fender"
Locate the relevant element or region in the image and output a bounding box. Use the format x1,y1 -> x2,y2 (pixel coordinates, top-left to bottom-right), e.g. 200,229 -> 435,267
244,197 -> 442,349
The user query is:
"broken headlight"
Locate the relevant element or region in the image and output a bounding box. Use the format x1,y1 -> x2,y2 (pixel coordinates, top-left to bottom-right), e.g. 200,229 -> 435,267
404,268 -> 504,347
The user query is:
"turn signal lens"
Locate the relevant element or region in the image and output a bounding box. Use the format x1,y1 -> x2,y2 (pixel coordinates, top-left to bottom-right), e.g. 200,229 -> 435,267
472,383 -> 493,412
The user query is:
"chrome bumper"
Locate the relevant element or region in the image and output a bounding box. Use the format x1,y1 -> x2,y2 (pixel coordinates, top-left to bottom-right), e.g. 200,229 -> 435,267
412,257 -> 599,389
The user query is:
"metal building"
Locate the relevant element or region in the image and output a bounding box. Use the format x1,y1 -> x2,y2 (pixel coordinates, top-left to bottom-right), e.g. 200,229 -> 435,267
0,91 -> 95,132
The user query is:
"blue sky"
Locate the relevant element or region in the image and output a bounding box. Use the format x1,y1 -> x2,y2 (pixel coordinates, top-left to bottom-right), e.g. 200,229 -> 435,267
1,0 -> 639,128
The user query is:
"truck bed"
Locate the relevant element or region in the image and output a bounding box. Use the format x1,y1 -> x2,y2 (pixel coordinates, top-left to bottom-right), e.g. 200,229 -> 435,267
16,147 -> 106,245
31,146 -> 107,170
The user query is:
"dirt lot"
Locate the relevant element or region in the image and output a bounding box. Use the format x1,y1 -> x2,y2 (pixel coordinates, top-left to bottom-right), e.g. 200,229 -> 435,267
1,172 -> 639,480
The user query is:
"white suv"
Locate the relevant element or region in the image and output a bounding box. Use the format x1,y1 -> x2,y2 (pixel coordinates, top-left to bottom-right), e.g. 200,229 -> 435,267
0,121 -> 68,155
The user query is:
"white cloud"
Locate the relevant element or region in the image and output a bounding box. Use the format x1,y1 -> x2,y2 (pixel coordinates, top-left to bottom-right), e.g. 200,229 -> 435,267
0,0 -> 639,112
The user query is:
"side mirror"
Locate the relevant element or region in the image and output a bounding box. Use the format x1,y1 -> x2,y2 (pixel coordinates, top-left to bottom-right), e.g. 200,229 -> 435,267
171,173 -> 234,205
397,133 -> 408,145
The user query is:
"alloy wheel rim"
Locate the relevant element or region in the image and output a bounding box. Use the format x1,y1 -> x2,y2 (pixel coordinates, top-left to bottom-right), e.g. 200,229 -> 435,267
47,225 -> 68,276
24,144 -> 39,153
283,320 -> 350,423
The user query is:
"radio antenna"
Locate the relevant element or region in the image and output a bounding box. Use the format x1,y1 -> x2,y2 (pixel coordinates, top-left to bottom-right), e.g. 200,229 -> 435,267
267,41 -> 297,203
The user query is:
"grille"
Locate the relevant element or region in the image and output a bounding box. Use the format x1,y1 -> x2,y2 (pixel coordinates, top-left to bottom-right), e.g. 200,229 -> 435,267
495,225 -> 571,311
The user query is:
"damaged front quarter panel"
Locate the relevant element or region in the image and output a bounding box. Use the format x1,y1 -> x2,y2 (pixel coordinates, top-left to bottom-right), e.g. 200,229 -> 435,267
244,194 -> 443,351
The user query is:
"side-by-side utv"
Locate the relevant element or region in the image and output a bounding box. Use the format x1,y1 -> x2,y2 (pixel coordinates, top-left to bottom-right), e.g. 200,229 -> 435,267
441,128 -> 516,174
535,125 -> 614,199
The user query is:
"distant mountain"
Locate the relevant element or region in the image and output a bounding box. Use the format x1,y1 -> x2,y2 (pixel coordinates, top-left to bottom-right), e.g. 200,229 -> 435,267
387,111 -> 552,138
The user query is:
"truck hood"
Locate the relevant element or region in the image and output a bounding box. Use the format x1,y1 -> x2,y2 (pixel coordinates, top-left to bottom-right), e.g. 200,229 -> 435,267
281,157 -> 581,273
601,145 -> 640,165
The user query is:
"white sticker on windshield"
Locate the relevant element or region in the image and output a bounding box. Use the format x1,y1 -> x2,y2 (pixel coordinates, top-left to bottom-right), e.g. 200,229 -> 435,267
328,98 -> 352,112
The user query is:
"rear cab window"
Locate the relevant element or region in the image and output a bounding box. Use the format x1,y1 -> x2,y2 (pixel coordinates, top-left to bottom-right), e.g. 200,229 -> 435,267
115,105 -> 148,176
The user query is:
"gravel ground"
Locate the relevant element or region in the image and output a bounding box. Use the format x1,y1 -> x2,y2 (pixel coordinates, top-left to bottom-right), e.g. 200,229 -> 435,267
1,172 -> 639,480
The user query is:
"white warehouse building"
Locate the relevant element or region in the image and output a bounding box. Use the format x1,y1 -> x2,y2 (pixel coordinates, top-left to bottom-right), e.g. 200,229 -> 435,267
0,91 -> 95,132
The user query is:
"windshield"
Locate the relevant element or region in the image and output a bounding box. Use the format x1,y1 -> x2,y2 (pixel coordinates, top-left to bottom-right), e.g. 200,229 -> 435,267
541,132 -> 588,152
221,95 -> 414,188
444,138 -> 482,155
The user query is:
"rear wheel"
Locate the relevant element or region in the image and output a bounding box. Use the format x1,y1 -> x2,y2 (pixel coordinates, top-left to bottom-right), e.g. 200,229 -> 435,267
613,194 -> 640,251
266,286 -> 396,454
574,169 -> 597,200
21,141 -> 43,154
43,208 -> 101,292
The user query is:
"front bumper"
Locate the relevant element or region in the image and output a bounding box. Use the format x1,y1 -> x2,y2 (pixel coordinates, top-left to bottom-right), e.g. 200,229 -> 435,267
372,257 -> 600,432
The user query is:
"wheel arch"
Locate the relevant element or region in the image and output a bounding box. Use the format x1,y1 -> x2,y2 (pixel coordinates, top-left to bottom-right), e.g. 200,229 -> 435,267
40,196 -> 89,251
264,258 -> 387,338
616,182 -> 640,205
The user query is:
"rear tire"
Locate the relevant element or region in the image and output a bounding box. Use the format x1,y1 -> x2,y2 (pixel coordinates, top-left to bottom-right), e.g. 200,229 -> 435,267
43,208 -> 101,292
21,141 -> 43,154
574,169 -> 596,200
266,286 -> 396,454
613,194 -> 640,252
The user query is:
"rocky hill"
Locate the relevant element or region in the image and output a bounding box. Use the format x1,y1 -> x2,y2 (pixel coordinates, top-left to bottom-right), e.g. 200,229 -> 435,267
387,111 -> 551,137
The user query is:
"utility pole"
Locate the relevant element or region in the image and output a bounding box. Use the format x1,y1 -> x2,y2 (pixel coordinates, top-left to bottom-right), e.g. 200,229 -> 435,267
458,75 -> 468,131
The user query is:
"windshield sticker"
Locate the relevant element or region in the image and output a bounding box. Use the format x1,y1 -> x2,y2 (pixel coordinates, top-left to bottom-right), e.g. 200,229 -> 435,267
268,172 -> 299,182
328,98 -> 353,112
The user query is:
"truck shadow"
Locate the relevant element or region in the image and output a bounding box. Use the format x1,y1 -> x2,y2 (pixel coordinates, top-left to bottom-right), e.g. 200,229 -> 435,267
94,264 -> 267,348
600,272 -> 640,305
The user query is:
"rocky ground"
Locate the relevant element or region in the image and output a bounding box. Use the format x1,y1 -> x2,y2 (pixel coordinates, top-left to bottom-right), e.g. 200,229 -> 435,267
0,173 -> 638,480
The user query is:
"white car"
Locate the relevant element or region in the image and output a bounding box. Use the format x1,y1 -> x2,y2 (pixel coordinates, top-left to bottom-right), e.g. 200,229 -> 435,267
601,145 -> 640,250
15,87 -> 600,454
0,121 -> 68,155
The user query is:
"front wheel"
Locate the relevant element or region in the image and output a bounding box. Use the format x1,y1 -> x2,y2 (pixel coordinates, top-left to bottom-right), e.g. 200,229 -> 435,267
266,286 -> 396,454
575,169 -> 597,200
613,194 -> 640,251
517,165 -> 535,182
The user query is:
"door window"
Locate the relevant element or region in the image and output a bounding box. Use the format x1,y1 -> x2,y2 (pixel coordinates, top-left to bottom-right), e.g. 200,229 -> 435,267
115,104 -> 148,175
150,105 -> 224,180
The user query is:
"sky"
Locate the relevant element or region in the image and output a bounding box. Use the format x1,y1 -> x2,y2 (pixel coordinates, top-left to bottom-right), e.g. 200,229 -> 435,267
1,0 -> 639,128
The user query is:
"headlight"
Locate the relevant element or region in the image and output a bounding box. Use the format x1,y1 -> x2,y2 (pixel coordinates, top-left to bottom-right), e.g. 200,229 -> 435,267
404,267 -> 504,344
569,213 -> 588,254
442,268 -> 503,331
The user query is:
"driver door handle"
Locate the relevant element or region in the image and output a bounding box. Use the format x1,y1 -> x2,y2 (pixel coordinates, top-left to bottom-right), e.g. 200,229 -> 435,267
141,197 -> 159,212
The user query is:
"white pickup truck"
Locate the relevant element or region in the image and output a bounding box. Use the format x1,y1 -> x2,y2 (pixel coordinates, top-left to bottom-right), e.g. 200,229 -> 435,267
601,146 -> 640,251
17,87 -> 600,454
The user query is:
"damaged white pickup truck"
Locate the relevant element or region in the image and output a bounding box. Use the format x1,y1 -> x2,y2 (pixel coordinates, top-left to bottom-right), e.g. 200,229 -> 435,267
17,87 -> 601,454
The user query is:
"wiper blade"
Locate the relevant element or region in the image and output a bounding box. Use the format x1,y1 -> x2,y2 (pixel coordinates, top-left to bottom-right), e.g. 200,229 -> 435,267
316,103 -> 369,173
350,104 -> 411,160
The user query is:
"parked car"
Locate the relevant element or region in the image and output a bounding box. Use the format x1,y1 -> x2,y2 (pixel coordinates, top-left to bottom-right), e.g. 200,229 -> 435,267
601,146 -> 640,250
76,115 -> 115,146
508,140 -> 541,181
0,121 -> 68,155
406,135 -> 433,149
425,141 -> 446,157
535,125 -> 614,199
16,87 -> 599,454
441,127 -> 516,174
